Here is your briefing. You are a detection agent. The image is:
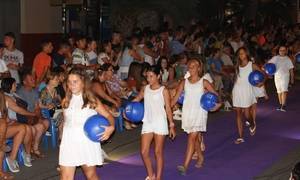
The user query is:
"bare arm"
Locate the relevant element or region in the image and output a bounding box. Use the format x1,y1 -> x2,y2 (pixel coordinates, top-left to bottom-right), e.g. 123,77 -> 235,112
129,49 -> 144,62
132,86 -> 145,102
93,83 -> 119,107
171,80 -> 184,107
95,99 -> 115,141
6,96 -> 35,116
163,88 -> 176,139
290,69 -> 294,84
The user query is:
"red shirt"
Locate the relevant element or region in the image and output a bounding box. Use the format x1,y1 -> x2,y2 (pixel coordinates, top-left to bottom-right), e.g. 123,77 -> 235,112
33,52 -> 51,81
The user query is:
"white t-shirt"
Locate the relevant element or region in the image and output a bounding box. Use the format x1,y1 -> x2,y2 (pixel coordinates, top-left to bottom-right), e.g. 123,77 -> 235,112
86,51 -> 97,64
2,48 -> 24,83
269,55 -> 294,78
0,58 -> 8,88
221,53 -> 233,66
98,52 -> 109,65
229,40 -> 244,53
72,48 -> 89,65
0,59 -> 8,73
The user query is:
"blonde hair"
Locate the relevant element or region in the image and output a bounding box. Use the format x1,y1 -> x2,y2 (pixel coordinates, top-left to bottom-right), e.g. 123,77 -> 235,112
187,57 -> 204,78
62,68 -> 98,109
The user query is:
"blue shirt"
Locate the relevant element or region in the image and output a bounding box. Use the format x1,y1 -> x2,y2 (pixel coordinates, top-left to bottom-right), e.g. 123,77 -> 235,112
169,40 -> 185,55
17,86 -> 39,112
207,58 -> 223,74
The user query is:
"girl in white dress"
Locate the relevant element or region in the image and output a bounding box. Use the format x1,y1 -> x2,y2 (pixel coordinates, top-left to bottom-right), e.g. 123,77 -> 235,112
268,45 -> 294,112
59,68 -> 115,180
232,47 -> 262,144
172,58 -> 221,175
132,65 -> 176,180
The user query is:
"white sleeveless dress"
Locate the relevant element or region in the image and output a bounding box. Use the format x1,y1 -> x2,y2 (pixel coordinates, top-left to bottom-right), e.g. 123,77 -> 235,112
59,94 -> 103,166
232,62 -> 257,108
182,77 -> 207,133
141,85 -> 168,135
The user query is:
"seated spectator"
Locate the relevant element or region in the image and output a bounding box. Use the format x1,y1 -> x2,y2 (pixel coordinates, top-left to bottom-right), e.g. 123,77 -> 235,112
32,39 -> 53,86
157,56 -> 170,85
91,69 -> 120,117
52,41 -> 72,70
17,71 -> 50,158
169,28 -> 186,56
39,71 -> 63,140
2,78 -> 36,171
0,90 -> 14,179
118,36 -> 144,80
52,67 -> 66,100
174,53 -> 188,80
138,37 -> 158,65
72,35 -> 98,78
103,63 -> 130,99
86,37 -> 98,65
207,48 -> 227,94
98,41 -> 120,70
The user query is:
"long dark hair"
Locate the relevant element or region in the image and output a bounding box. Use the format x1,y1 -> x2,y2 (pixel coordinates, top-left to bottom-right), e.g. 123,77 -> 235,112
62,68 -> 98,109
1,78 -> 16,93
157,56 -> 170,70
234,47 -> 251,82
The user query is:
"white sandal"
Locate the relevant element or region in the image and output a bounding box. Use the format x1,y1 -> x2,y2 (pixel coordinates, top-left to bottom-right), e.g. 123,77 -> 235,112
234,138 -> 245,144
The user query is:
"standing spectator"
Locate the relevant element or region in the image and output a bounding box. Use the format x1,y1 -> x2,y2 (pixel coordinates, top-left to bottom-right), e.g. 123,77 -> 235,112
52,41 -> 72,70
32,39 -> 53,86
0,44 -> 10,84
2,32 -> 23,85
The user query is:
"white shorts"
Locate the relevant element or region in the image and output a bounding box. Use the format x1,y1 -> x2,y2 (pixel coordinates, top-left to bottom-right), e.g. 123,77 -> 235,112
275,75 -> 289,93
141,121 -> 168,136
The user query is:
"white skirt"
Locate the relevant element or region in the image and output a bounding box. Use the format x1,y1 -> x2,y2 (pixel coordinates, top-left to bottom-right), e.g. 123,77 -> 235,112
253,86 -> 265,98
232,83 -> 257,108
59,126 -> 103,167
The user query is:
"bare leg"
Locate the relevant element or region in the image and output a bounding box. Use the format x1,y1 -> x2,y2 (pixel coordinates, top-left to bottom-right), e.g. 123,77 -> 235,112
153,134 -> 165,180
281,92 -> 288,105
195,133 -> 204,168
6,124 -> 26,160
235,108 -> 243,139
81,165 -> 99,180
60,166 -> 76,180
140,133 -> 155,179
183,132 -> 199,169
23,125 -> 33,154
277,93 -> 282,105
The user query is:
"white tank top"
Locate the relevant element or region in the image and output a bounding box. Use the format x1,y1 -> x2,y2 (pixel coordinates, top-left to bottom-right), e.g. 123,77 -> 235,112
236,61 -> 253,85
142,85 -> 167,124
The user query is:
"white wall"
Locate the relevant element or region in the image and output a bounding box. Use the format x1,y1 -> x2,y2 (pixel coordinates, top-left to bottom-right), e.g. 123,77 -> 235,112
21,0 -> 62,33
